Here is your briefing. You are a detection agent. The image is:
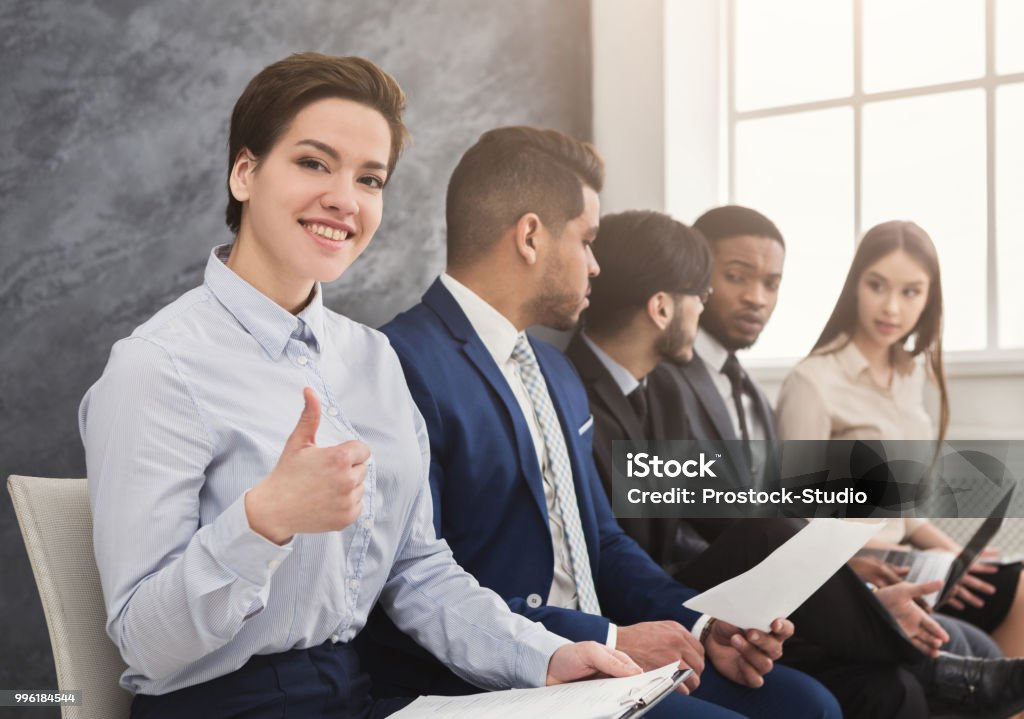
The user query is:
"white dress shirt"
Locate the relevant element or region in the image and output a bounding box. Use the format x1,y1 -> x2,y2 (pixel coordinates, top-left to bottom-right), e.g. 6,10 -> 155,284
694,328 -> 769,442
582,333 -> 642,395
440,274 -> 618,647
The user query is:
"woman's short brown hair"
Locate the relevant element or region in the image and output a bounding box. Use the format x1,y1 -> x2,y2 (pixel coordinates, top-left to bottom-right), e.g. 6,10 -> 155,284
224,52 -> 408,234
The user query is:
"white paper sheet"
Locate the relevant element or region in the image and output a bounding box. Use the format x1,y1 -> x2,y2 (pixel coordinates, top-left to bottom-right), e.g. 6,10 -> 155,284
389,661 -> 680,719
683,518 -> 884,631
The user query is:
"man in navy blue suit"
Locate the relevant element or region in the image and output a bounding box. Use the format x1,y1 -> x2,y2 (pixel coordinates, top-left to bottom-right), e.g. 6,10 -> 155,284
357,126 -> 840,718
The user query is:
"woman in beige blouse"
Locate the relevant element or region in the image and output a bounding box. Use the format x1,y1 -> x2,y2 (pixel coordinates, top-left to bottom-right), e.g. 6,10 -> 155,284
776,220 -> 1024,656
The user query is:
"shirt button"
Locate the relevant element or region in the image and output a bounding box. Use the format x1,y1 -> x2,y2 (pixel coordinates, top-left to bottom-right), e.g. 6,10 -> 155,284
268,559 -> 280,570
360,518 -> 371,530
327,407 -> 339,417
297,356 -> 308,366
330,634 -> 341,644
526,593 -> 543,608
349,579 -> 359,591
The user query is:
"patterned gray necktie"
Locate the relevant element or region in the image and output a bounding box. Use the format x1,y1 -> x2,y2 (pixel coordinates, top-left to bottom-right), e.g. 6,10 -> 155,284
511,334 -> 601,614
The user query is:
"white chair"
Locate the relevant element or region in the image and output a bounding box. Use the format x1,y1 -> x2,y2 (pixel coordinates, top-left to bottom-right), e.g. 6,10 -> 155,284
7,475 -> 131,719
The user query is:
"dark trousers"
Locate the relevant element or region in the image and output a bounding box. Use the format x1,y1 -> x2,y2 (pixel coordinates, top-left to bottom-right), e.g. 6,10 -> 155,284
132,640 -> 413,719
677,518 -> 929,719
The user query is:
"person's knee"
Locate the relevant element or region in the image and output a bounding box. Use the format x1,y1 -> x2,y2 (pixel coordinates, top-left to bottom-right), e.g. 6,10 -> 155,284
791,676 -> 842,719
802,662 -> 927,719
764,666 -> 842,719
647,692 -> 747,719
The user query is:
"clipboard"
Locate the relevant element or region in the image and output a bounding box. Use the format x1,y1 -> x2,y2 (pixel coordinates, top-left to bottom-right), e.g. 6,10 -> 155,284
615,668 -> 693,718
389,662 -> 691,718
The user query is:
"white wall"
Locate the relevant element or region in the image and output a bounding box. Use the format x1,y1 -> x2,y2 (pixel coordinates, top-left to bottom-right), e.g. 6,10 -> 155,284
591,0 -> 1024,440
591,0 -> 667,213
591,0 -> 722,217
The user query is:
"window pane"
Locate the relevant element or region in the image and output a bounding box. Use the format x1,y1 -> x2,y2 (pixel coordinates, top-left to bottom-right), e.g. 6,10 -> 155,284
997,0 -> 1024,75
863,0 -> 984,93
735,108 -> 854,359
734,0 -> 852,111
998,83 -> 1024,348
861,90 -> 987,351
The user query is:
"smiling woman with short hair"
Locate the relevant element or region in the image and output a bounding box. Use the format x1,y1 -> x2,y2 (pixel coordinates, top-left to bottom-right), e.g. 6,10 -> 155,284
79,52 -> 639,719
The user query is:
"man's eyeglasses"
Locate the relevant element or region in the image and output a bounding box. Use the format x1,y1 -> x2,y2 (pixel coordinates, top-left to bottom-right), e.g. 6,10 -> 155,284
684,286 -> 713,305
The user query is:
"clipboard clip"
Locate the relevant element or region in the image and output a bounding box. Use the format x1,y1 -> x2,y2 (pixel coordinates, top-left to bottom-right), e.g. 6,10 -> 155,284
636,676 -> 674,706
621,669 -> 692,707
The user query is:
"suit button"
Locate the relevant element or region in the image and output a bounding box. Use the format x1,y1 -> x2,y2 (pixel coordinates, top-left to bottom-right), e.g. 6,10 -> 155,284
526,593 -> 543,608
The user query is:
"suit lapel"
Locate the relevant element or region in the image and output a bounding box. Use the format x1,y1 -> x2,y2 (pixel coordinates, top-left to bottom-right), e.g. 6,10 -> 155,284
679,354 -> 756,487
646,384 -> 667,438
681,353 -> 739,441
422,280 -> 550,522
751,385 -> 778,440
566,334 -> 645,441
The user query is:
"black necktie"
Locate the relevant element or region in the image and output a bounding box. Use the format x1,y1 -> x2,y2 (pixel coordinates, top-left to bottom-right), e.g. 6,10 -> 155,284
721,353 -> 753,470
627,384 -> 650,436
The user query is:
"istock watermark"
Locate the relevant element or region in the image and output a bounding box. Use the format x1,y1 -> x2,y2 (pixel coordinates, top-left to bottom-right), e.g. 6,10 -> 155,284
612,439 -> 1024,520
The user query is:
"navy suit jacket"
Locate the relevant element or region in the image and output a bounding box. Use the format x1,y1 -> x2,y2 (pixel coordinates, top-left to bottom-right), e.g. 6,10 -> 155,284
356,279 -> 700,696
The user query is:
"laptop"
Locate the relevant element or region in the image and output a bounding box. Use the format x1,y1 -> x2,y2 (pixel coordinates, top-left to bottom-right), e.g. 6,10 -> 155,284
856,485 -> 1015,607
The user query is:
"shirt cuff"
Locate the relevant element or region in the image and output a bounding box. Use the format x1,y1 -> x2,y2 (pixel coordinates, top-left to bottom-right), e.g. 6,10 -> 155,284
203,490 -> 294,585
606,623 -> 618,649
690,614 -> 713,642
514,623 -> 573,688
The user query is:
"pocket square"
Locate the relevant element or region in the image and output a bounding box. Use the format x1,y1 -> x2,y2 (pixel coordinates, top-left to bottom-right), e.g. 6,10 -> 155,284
578,415 -> 594,435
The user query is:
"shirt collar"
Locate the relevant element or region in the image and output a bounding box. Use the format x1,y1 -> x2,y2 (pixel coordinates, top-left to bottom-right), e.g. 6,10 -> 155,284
830,336 -> 871,382
440,273 -> 521,366
581,333 -> 642,395
204,245 -> 326,359
826,333 -> 917,385
695,327 -> 731,374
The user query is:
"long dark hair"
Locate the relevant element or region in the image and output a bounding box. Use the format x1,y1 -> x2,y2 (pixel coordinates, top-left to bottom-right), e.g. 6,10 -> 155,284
812,221 -> 949,442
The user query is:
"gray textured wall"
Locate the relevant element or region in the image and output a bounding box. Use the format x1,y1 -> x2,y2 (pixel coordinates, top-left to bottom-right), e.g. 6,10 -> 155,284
0,0 -> 591,712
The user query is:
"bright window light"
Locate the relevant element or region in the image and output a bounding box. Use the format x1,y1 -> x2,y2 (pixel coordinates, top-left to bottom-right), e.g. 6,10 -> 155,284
722,0 -> 1018,358
735,109 -> 854,359
997,82 -> 1024,348
862,90 -> 987,351
997,0 -> 1024,75
862,0 -> 985,92
734,0 -> 852,111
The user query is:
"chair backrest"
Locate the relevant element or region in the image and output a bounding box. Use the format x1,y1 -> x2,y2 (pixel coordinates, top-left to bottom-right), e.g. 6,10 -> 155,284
7,475 -> 132,719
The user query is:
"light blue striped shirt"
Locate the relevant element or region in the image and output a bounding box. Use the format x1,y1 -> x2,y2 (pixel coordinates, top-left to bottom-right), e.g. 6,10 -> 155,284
80,245 -> 568,695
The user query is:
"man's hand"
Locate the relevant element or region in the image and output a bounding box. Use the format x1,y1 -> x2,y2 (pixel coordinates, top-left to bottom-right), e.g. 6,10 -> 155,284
703,618 -> 792,688
546,642 -> 642,685
245,388 -> 370,544
875,580 -> 950,656
616,621 -> 703,693
848,556 -> 909,587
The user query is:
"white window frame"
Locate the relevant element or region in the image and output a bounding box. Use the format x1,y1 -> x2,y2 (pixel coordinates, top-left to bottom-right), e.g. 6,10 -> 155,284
592,0 -> 1024,376
724,0 -> 1024,369
592,0 -> 1024,437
